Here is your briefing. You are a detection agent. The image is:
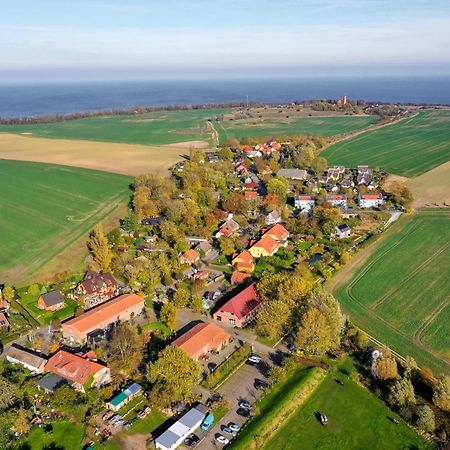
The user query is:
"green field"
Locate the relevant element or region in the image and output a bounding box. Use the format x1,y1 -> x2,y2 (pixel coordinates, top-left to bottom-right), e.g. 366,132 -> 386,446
265,366 -> 431,450
331,211 -> 450,374
0,160 -> 131,283
0,109 -> 230,146
18,421 -> 85,449
216,115 -> 378,144
322,110 -> 450,177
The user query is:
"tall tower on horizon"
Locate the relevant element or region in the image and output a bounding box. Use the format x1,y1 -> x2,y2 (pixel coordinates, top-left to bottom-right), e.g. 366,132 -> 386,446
343,95 -> 347,105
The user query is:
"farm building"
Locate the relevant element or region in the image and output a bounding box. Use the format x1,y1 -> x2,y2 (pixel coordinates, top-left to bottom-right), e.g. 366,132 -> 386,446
62,293 -> 144,343
37,290 -> 65,311
213,283 -> 262,327
107,382 -> 142,411
76,271 -> 117,309
172,322 -> 231,361
45,350 -> 111,392
155,404 -> 208,450
358,193 -> 384,208
4,344 -> 47,373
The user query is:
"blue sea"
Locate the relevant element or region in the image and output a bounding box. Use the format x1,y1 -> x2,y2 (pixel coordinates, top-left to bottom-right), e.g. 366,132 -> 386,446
0,76 -> 449,118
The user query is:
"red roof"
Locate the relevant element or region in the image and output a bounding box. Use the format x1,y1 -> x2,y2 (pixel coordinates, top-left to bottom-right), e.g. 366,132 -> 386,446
217,284 -> 262,320
244,182 -> 259,190
251,234 -> 279,255
360,194 -> 382,199
265,224 -> 289,241
327,194 -> 346,200
245,191 -> 258,200
231,272 -> 251,285
296,195 -> 314,200
45,350 -> 107,385
233,250 -> 253,265
182,249 -> 200,264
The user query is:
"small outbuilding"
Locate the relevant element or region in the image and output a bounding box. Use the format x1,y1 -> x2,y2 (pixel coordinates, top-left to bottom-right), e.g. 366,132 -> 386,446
38,290 -> 65,311
335,223 -> 352,239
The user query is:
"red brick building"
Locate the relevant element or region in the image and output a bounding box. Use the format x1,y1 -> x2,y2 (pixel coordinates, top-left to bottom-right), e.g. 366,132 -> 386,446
213,284 -> 262,327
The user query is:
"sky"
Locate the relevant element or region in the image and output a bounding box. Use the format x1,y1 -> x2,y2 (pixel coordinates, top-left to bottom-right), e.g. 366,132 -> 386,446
1,0 -> 450,81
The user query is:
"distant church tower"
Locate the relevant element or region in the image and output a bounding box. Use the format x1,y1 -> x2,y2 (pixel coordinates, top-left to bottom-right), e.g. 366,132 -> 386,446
343,95 -> 347,105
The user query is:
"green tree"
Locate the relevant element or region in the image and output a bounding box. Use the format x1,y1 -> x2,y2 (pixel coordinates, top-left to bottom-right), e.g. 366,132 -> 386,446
388,376 -> 416,407
14,408 -> 31,435
160,303 -> 177,330
88,224 -> 113,271
219,237 -> 236,256
173,283 -> 191,308
311,156 -> 327,175
1,286 -> 15,302
256,300 -> 291,340
189,295 -> 204,313
147,345 -> 201,407
432,375 -> 450,412
267,177 -> 288,198
0,377 -> 16,410
415,405 -> 435,433
107,323 -> 142,376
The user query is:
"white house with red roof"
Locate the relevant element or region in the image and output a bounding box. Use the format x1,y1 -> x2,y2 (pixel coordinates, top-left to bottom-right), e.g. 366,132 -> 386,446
213,283 -> 262,327
358,193 -> 384,208
294,194 -> 315,213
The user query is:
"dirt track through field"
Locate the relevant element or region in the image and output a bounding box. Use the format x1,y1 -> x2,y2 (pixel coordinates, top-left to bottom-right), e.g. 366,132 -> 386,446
0,133 -> 197,175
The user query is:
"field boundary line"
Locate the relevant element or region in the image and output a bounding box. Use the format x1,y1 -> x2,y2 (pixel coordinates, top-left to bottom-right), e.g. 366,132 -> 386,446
413,297 -> 449,346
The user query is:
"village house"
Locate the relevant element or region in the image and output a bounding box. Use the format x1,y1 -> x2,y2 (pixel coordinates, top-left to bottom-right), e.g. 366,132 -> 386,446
213,283 -> 262,327
242,146 -> 262,158
294,194 -> 315,213
215,218 -> 240,238
62,293 -> 145,343
265,210 -> 282,226
326,194 -> 347,210
335,223 -> 352,239
172,321 -> 231,361
37,290 -> 65,312
0,299 -> 10,312
195,240 -> 213,257
326,166 -> 345,182
244,190 -> 258,201
232,250 -> 255,273
357,166 -> 373,185
341,176 -> 354,189
0,312 -> 9,330
180,249 -> 200,265
358,193 -> 384,208
76,271 -> 117,310
248,234 -> 279,258
230,271 -> 251,285
264,223 -> 289,244
277,168 -> 307,180
4,344 -> 47,374
45,349 -> 111,392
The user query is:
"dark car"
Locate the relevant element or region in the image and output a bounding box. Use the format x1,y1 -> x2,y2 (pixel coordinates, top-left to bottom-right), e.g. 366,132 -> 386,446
184,434 -> 200,447
236,408 -> 251,418
287,342 -> 297,353
254,378 -> 270,390
208,362 -> 218,373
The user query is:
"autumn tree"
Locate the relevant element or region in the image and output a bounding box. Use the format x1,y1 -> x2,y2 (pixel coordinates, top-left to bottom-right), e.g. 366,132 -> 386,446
107,323 -> 142,376
296,290 -> 343,355
160,302 -> 177,330
13,408 -> 31,435
388,376 -> 416,407
432,375 -> 450,411
267,177 -> 288,198
256,300 -> 291,340
173,283 -> 191,308
415,405 -> 435,433
373,355 -> 398,381
219,237 -> 236,256
1,286 -> 15,302
311,156 -> 327,175
0,377 -> 17,410
223,192 -> 246,214
88,224 -> 113,271
147,345 -> 201,407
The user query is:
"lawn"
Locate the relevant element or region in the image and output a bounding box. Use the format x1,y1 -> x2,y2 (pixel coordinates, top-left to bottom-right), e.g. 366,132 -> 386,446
18,421 -> 85,450
0,160 -> 131,284
322,110 -> 450,177
264,366 -> 431,450
329,210 -> 450,374
0,108 -> 230,146
216,114 -> 377,144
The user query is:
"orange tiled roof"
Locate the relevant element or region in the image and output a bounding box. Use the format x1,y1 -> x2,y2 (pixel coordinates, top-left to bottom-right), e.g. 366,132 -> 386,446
232,250 -> 253,265
244,191 -> 258,200
62,294 -> 144,335
231,272 -> 251,285
360,194 -> 382,199
251,234 -> 279,255
182,249 -> 200,263
296,194 -> 314,200
45,350 -> 107,385
265,224 -> 289,241
216,283 -> 262,320
172,322 -> 231,359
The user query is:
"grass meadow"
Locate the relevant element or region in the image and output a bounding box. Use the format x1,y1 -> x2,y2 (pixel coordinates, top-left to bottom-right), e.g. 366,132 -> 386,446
216,114 -> 377,144
330,210 -> 450,374
264,363 -> 431,450
0,160 -> 131,284
0,108 -> 230,146
322,110 -> 450,177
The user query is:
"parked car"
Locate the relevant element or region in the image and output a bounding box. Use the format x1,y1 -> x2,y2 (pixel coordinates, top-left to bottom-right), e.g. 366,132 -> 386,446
238,400 -> 251,410
215,435 -> 230,445
247,354 -> 262,364
184,433 -> 200,447
254,378 -> 270,390
222,426 -> 237,437
123,422 -> 131,430
208,362 -> 218,373
201,413 -> 215,431
236,408 -> 251,418
287,342 -> 297,353
228,422 -> 241,432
